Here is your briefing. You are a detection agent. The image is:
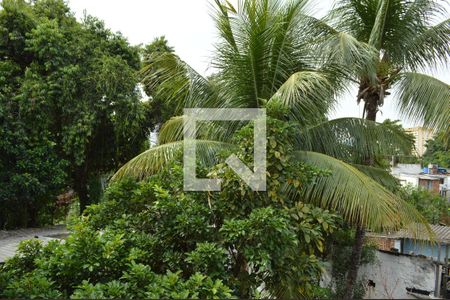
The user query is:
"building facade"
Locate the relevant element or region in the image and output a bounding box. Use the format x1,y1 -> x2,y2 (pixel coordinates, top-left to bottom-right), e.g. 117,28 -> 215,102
405,127 -> 435,157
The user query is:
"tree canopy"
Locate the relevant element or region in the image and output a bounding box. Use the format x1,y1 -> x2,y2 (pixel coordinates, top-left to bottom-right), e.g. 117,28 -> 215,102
0,0 -> 149,227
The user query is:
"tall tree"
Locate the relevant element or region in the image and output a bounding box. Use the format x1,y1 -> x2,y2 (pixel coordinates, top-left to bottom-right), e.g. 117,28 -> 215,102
0,0 -> 149,219
0,0 -> 68,228
316,0 -> 449,128
314,0 -> 449,296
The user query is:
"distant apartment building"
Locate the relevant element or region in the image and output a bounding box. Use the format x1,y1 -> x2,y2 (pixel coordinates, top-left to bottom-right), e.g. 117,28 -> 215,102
405,127 -> 435,157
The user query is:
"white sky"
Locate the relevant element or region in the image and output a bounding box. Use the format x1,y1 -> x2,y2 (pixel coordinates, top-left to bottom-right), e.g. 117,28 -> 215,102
67,0 -> 449,127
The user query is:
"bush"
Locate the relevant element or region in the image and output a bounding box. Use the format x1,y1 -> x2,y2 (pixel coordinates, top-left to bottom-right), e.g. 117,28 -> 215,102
2,272 -> 63,299
0,119 -> 340,298
402,186 -> 448,224
70,270 -> 233,299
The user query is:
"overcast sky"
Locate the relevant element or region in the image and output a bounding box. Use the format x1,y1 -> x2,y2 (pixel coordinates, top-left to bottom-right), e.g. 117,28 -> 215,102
67,0 -> 449,127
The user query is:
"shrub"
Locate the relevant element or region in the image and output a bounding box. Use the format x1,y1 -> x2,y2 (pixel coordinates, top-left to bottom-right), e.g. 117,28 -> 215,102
402,186 -> 448,224
0,119 -> 339,298
2,271 -> 62,299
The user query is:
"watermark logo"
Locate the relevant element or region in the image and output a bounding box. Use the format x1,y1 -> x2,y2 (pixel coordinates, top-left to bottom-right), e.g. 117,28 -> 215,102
183,108 -> 266,191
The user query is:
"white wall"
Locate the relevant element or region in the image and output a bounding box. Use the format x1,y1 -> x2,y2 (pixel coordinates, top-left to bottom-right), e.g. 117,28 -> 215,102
320,251 -> 438,299
359,251 -> 436,299
391,164 -> 422,175
398,175 -> 419,187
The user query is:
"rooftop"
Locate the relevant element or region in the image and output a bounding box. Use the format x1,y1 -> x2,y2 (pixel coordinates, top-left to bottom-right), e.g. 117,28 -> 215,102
367,224 -> 450,244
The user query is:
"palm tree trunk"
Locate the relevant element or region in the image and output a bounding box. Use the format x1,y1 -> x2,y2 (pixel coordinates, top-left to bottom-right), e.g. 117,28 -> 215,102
344,225 -> 365,299
344,91 -> 378,298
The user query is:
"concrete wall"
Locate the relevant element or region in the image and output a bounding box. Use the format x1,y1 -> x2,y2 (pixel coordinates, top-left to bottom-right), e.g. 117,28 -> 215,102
397,175 -> 419,187
391,164 -> 422,175
358,251 -> 436,299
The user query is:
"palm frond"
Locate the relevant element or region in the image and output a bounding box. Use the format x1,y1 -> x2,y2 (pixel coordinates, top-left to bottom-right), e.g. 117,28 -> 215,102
212,0 -> 314,107
313,29 -> 378,82
328,0 -> 379,41
157,116 -> 186,144
296,151 -> 429,233
268,71 -> 335,124
112,140 -> 235,181
140,52 -> 218,111
329,0 -> 448,68
368,0 -> 389,48
351,163 -> 400,192
212,0 -> 239,52
157,114 -> 236,144
295,117 -> 414,162
266,0 -> 310,93
402,18 -> 450,70
394,72 -> 450,132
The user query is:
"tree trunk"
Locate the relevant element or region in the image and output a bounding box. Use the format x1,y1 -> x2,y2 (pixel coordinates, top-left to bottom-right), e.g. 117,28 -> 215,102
27,202 -> 39,228
77,183 -> 89,215
345,90 -> 379,298
365,95 -> 378,121
74,166 -> 89,215
233,251 -> 250,298
344,225 -> 366,299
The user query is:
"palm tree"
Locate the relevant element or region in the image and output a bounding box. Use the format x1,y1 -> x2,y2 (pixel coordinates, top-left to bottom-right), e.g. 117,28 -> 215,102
114,0 -> 435,296
313,0 -> 450,128
313,1 -> 449,296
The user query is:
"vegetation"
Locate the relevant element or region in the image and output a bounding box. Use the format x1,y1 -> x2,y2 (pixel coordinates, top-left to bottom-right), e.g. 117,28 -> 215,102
325,227 -> 378,299
140,36 -> 179,130
1,121 -> 341,298
115,0 -> 447,296
423,130 -> 450,168
0,0 -> 448,298
312,0 -> 449,295
115,0 -> 425,233
402,186 -> 449,225
318,0 -> 449,130
0,0 -> 149,227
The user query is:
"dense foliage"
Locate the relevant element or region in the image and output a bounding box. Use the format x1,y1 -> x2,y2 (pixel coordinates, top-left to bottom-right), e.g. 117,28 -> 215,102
423,131 -> 450,168
402,186 -> 449,225
0,0 -> 149,227
0,113 -> 67,227
0,120 -> 340,299
117,0 -> 423,234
